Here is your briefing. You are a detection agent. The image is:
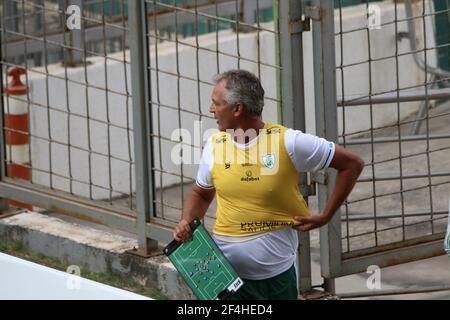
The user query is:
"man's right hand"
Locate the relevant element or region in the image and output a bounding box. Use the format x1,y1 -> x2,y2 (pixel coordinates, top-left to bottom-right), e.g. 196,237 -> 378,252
173,219 -> 193,242
173,184 -> 215,242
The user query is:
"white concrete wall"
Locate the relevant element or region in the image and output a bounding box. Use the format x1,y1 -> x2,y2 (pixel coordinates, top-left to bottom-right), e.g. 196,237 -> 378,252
21,1 -> 437,198
0,252 -> 151,299
27,57 -> 135,200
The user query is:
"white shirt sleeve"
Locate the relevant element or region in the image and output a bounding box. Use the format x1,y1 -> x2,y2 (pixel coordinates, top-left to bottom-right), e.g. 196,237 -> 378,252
285,129 -> 336,172
195,137 -> 214,189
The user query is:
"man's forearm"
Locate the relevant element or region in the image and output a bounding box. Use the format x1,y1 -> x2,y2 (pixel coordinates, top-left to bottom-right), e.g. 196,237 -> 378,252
181,191 -> 211,222
293,147 -> 364,232
321,166 -> 362,222
174,184 -> 215,241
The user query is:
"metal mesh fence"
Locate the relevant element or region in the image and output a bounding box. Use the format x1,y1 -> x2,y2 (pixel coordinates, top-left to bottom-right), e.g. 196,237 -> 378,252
2,0 -> 131,67
334,0 -> 450,257
1,0 -> 137,216
143,0 -> 281,230
0,0 -> 282,237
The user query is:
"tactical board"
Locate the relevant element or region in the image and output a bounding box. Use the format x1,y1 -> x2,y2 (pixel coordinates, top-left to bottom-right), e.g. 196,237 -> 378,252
164,219 -> 243,300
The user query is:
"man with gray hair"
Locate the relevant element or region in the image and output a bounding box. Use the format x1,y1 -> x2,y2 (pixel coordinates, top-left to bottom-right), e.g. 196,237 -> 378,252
174,69 -> 364,300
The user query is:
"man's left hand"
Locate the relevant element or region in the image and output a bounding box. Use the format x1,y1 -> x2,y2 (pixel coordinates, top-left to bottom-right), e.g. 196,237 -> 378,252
293,214 -> 330,232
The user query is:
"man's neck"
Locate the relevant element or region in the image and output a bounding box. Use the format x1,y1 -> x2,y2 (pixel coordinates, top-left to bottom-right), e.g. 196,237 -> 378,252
232,118 -> 265,144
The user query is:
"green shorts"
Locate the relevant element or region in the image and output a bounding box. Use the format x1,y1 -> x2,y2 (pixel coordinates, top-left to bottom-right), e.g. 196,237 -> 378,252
228,264 -> 298,300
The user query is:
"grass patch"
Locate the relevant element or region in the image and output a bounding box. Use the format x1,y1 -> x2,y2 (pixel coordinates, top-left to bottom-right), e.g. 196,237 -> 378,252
0,242 -> 169,300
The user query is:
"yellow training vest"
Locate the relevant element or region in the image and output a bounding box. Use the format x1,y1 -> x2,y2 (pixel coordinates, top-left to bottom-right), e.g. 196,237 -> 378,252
211,123 -> 310,237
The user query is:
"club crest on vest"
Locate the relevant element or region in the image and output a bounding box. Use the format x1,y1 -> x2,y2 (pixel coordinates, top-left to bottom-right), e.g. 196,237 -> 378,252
262,154 -> 275,169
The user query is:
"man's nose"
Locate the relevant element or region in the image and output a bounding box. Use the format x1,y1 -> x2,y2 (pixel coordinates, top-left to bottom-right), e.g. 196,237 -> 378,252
209,104 -> 215,114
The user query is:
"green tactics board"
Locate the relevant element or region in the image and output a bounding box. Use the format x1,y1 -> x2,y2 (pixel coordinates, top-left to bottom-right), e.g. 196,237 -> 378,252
164,219 -> 243,300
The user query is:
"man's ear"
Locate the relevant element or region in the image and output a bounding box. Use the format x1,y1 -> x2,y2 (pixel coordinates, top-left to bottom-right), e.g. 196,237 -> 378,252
233,103 -> 244,116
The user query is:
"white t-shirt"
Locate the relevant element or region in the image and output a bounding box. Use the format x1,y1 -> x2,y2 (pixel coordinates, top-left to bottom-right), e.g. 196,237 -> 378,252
197,128 -> 336,280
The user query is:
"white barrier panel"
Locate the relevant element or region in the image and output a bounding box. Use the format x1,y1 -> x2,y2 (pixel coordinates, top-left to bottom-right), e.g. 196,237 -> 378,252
0,252 -> 152,300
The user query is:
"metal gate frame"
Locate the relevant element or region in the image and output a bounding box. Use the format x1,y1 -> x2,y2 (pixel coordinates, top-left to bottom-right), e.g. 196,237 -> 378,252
0,0 -> 174,256
277,0 -> 314,294
306,0 -> 447,294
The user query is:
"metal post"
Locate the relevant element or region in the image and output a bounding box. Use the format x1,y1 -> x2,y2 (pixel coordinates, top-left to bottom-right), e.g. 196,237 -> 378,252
278,0 -> 312,295
241,0 -> 257,32
309,0 -> 341,295
128,0 -> 157,255
33,0 -> 44,66
0,19 -> 11,213
65,0 -> 84,66
4,0 -> 19,35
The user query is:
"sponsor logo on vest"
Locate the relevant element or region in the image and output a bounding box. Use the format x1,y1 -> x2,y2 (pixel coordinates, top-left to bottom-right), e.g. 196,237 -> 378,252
241,170 -> 259,182
241,220 -> 294,233
266,128 -> 280,135
262,154 -> 275,169
225,162 -> 231,169
215,136 -> 227,144
241,163 -> 253,167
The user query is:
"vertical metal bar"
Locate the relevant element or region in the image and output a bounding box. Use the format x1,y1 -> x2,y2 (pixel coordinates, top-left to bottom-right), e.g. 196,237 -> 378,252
151,0 -> 164,219
1,0 -> 12,185
129,0 -> 157,254
255,0 -> 261,78
194,0 -> 204,165
60,0 -> 74,196
18,0 -> 33,187
394,0 -> 406,244
278,0 -> 312,294
446,0 -> 450,29
80,0 -> 94,201
310,0 -> 341,294
194,1 -> 203,122
274,0 -> 282,122
4,0 -> 19,35
34,0 -> 43,66
0,16 -> 10,212
336,0 -> 350,254
242,0 -> 256,33
235,0 -> 241,68
101,2 -> 114,205
215,1 -> 220,73
42,1 -> 54,190
445,0 -> 450,35
174,1 -> 185,218
120,0 -> 133,210
365,0 -> 379,247
67,0 -> 84,66
242,0 -> 256,26
193,0 -> 208,224
421,0 -> 435,235
34,0 -> 43,30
